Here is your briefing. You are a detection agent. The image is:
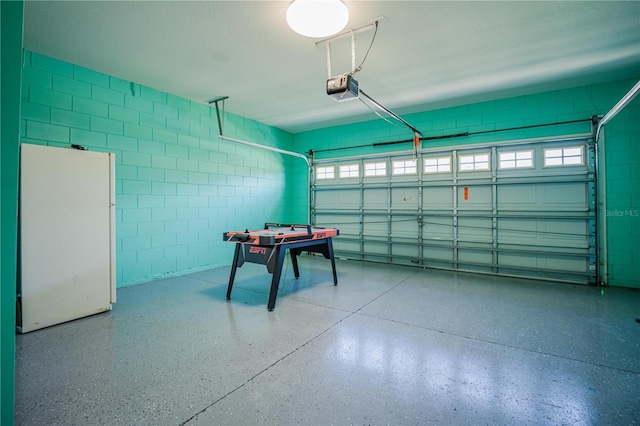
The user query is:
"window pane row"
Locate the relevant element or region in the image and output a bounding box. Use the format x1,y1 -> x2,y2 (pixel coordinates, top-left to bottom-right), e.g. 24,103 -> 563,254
315,145 -> 584,179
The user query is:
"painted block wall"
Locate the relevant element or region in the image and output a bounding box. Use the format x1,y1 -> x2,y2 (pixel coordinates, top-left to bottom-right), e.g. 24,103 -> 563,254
293,78 -> 640,288
602,82 -> 640,288
1,2 -> 24,423
20,51 -> 296,287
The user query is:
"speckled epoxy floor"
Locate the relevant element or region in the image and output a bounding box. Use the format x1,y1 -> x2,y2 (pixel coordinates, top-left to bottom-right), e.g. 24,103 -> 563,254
14,256 -> 640,425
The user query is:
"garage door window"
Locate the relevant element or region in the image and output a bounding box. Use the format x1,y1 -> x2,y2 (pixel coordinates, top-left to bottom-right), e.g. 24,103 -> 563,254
544,146 -> 583,167
499,150 -> 534,169
339,164 -> 359,178
316,166 -> 335,180
392,159 -> 417,175
365,161 -> 387,177
424,156 -> 452,173
459,153 -> 490,171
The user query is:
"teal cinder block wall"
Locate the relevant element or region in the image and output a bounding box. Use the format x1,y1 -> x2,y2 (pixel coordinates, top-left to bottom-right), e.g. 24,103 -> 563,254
15,54 -> 640,294
1,2 -> 24,424
20,51 -> 299,288
602,82 -> 640,288
293,78 -> 640,289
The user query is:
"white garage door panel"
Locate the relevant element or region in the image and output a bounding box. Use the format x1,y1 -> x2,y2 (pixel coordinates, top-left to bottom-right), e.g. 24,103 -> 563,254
424,246 -> 454,262
497,219 -> 541,244
391,220 -> 419,239
497,185 -> 537,206
391,188 -> 419,209
423,187 -> 453,210
315,214 -> 354,231
311,134 -> 597,284
363,241 -> 389,255
540,182 -> 587,205
458,249 -> 493,264
497,183 -> 587,213
363,219 -> 387,236
458,217 -> 492,243
498,252 -> 539,269
458,185 -> 492,209
497,218 -> 588,250
497,250 -> 587,268
423,217 -> 454,241
335,239 -> 360,253
540,256 -> 588,273
315,190 -> 360,210
392,244 -> 418,258
363,188 -> 388,210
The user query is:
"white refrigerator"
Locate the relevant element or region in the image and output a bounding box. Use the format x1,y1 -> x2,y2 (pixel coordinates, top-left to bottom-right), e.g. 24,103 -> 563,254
18,143 -> 116,333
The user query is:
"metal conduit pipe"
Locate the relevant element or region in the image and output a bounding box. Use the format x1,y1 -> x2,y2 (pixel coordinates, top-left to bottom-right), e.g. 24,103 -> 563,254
217,135 -> 310,167
596,79 -> 640,141
217,135 -> 312,225
209,97 -> 309,166
592,80 -> 639,284
209,97 -> 312,223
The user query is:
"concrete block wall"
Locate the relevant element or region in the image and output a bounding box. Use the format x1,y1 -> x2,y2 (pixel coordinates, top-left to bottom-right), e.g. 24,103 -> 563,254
601,81 -> 640,288
20,51 -> 296,287
17,50 -> 639,288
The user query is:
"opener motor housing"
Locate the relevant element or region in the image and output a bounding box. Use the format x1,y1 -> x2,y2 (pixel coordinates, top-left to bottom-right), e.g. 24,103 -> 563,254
327,74 -> 359,102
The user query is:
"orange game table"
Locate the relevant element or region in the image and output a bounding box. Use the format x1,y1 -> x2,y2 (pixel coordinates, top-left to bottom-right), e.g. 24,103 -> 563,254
223,223 -> 339,311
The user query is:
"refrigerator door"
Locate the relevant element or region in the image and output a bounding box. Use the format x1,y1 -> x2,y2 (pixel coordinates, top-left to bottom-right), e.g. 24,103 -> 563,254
19,144 -> 115,333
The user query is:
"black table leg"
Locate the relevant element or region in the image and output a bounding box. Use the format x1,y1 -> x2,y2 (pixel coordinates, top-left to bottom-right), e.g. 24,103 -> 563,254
327,238 -> 338,285
290,249 -> 300,278
226,243 -> 242,300
267,245 -> 287,311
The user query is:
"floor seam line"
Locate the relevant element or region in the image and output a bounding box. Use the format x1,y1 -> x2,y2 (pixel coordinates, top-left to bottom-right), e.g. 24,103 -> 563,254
180,309 -> 356,425
351,270 -> 422,314
355,311 -> 640,376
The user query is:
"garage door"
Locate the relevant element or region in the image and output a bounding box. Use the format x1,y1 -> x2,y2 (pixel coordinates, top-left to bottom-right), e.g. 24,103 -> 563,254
311,134 -> 597,284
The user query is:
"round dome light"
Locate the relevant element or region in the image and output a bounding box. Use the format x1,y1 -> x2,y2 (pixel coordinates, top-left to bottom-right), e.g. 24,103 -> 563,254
286,0 -> 349,38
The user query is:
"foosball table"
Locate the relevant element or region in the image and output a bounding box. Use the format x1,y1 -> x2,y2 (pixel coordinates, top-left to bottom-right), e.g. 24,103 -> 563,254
223,223 -> 339,310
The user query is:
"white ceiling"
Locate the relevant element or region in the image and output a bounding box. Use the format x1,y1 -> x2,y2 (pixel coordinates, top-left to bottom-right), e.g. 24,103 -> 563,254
23,1 -> 640,134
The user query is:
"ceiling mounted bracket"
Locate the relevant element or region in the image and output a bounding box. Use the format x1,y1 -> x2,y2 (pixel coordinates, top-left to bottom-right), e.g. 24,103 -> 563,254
351,30 -> 356,73
324,30 -> 357,79
317,17 -> 383,79
207,96 -> 229,136
315,17 -> 382,46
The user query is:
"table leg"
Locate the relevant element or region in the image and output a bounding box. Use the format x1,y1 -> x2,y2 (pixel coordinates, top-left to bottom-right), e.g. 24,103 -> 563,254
290,249 -> 300,278
327,238 -> 338,285
267,246 -> 287,311
226,243 -> 242,300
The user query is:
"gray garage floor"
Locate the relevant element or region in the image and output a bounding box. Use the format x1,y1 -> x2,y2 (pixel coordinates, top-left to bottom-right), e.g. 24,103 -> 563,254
14,255 -> 640,425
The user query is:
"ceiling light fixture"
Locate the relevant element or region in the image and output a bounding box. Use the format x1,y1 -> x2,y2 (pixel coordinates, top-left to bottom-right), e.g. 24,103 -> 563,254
286,0 -> 349,38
